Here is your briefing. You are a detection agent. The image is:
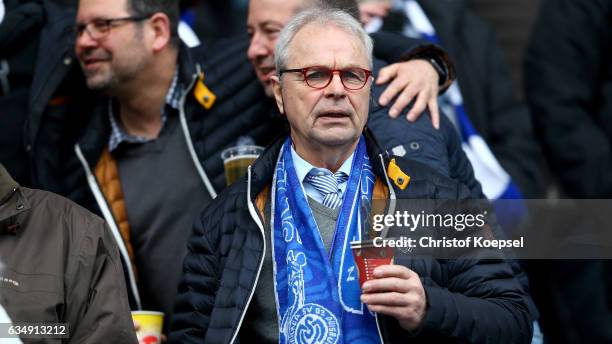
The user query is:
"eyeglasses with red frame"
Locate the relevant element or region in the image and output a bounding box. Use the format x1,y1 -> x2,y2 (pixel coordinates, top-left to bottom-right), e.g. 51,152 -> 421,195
279,66 -> 374,90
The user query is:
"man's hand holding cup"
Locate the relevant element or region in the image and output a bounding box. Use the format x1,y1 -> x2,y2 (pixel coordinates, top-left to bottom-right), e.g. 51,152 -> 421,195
360,265 -> 427,331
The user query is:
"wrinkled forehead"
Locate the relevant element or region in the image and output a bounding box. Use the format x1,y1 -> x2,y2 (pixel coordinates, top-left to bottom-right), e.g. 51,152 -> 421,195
287,23 -> 370,69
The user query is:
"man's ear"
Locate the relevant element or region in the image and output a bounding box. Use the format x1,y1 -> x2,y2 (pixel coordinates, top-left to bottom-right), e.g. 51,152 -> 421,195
148,13 -> 172,52
271,75 -> 285,115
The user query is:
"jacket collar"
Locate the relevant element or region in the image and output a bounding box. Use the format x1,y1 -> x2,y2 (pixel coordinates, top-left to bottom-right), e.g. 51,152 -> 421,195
177,43 -> 199,89
364,127 -> 391,177
0,164 -> 19,205
249,137 -> 285,200
0,164 -> 29,233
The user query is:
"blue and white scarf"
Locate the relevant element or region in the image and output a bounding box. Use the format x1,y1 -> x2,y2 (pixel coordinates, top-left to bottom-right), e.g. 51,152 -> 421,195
271,136 -> 380,344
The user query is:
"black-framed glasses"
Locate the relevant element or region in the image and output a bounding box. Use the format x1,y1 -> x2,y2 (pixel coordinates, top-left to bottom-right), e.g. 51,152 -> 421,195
75,15 -> 152,40
280,66 -> 374,90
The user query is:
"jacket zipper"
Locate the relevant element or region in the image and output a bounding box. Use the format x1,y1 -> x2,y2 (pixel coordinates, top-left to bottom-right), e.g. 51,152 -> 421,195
178,64 -> 218,199
74,144 -> 142,309
229,165 -> 266,344
378,153 -> 397,201
373,152 -> 397,344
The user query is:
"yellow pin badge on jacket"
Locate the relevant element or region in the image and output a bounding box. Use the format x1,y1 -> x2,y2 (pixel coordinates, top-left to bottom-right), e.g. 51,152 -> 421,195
194,72 -> 216,110
387,158 -> 411,190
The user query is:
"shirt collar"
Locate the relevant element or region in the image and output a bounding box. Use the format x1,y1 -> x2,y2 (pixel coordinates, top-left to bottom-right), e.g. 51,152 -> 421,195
290,145 -> 354,184
165,68 -> 181,110
107,67 -> 181,152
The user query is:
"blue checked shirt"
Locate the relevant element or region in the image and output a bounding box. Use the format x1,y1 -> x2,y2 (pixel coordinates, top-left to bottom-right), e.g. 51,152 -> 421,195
108,68 -> 182,152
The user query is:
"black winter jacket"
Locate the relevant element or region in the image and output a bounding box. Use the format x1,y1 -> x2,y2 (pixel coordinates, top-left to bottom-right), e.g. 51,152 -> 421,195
525,0 -> 612,198
170,131 -> 534,344
0,0 -> 94,188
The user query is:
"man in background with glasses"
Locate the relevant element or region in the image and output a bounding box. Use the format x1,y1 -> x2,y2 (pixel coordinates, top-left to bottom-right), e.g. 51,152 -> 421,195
71,0 -> 209,334
171,7 -> 534,343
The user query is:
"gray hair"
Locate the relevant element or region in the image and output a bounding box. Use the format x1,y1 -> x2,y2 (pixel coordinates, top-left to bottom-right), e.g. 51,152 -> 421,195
317,0 -> 361,20
274,7 -> 374,76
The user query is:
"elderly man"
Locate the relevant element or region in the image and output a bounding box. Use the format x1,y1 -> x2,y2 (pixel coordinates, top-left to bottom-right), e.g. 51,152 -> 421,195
171,8 -> 534,343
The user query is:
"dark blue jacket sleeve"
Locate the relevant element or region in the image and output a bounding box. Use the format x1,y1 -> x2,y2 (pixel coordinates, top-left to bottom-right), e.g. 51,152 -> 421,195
170,208 -> 223,343
524,0 -> 612,197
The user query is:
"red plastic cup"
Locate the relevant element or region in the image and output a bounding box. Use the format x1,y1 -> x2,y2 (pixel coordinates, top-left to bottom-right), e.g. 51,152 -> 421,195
351,240 -> 394,287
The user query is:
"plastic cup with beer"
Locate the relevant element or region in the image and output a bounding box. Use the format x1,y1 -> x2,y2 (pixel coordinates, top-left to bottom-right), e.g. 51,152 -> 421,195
132,311 -> 164,344
221,145 -> 264,185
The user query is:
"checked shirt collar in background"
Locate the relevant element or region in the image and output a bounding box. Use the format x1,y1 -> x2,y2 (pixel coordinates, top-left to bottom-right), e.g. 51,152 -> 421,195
108,67 -> 182,152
